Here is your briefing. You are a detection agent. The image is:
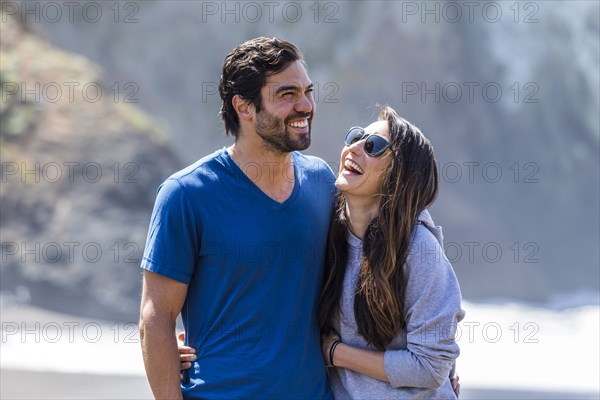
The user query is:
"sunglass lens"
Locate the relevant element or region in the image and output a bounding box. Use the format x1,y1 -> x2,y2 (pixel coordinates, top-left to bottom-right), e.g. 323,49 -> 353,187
346,127 -> 390,156
366,136 -> 389,156
345,128 -> 364,145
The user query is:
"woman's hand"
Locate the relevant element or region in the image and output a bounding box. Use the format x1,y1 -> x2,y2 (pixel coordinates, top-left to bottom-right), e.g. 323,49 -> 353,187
321,332 -> 341,367
177,331 -> 196,371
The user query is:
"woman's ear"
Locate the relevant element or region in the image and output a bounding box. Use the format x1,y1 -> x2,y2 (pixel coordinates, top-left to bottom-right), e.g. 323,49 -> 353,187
232,94 -> 254,123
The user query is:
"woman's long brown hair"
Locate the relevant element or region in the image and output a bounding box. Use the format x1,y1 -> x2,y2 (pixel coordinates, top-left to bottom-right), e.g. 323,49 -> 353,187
318,106 -> 439,350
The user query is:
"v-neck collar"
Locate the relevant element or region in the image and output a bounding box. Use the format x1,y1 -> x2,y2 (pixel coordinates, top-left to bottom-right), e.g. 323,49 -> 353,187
220,148 -> 300,210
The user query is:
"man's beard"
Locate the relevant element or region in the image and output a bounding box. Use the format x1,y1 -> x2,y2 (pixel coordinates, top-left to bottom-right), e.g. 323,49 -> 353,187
255,108 -> 312,153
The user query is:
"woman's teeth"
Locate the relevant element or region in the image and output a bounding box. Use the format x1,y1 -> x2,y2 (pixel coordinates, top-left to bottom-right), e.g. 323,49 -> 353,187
344,159 -> 364,174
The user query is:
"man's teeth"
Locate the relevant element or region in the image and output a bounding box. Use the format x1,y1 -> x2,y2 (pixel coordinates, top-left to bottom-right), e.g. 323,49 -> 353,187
344,159 -> 364,174
288,119 -> 308,128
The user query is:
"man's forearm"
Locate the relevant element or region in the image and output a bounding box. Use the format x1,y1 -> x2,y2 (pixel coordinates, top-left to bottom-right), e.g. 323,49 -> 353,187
140,317 -> 183,399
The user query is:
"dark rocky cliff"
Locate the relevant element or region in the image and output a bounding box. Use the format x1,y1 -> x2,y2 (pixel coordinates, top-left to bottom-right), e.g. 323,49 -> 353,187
1,13 -> 181,320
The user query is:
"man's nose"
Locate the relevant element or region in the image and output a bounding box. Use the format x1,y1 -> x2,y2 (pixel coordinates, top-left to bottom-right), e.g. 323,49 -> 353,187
295,93 -> 314,114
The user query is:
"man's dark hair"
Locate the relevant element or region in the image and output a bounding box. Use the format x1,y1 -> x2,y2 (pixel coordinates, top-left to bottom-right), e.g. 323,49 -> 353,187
219,37 -> 304,137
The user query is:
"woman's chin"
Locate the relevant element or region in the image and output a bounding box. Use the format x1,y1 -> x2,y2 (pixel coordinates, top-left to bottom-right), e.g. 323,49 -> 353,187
336,173 -> 363,192
334,177 -> 350,191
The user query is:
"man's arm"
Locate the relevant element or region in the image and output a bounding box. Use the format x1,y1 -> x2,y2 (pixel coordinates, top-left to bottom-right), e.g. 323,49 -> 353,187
139,269 -> 189,399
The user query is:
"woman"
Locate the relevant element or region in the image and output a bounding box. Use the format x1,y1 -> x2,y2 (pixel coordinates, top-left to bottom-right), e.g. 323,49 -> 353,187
178,106 -> 464,398
319,106 -> 464,398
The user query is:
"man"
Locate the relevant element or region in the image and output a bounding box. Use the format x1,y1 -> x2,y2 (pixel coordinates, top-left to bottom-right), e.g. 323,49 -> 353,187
139,37 -> 336,399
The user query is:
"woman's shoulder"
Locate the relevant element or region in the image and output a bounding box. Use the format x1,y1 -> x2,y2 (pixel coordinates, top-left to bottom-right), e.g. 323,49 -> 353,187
411,210 -> 445,247
407,210 -> 452,272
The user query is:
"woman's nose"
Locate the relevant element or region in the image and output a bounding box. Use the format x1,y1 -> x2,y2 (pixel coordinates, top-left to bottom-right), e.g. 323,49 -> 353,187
347,138 -> 366,154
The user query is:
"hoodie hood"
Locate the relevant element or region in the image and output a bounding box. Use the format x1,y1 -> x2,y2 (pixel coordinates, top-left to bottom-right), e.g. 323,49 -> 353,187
416,209 -> 444,247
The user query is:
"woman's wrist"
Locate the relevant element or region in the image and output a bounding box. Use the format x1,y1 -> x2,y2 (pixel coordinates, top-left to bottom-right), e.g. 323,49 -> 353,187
329,339 -> 342,367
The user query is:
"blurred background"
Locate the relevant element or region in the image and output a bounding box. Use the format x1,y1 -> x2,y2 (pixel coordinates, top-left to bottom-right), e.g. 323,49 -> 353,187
1,0 -> 598,398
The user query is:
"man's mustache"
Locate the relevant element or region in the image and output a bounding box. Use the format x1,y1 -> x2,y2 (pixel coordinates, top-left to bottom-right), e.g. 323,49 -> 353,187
285,113 -> 312,123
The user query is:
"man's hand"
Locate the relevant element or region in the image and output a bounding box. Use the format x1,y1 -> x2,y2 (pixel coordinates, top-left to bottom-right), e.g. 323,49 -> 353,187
450,373 -> 460,397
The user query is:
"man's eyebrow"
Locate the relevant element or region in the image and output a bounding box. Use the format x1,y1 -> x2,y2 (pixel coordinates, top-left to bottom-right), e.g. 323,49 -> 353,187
274,83 -> 314,94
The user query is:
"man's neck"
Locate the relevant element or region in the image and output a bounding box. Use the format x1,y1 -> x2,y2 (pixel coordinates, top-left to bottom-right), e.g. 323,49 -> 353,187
227,134 -> 295,203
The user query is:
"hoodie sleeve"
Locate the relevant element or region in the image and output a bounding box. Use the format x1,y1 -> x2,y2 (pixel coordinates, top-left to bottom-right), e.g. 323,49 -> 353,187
383,225 -> 465,389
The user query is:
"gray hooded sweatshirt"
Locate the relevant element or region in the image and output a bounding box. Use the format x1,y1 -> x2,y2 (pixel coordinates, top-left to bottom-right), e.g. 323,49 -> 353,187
330,209 -> 465,399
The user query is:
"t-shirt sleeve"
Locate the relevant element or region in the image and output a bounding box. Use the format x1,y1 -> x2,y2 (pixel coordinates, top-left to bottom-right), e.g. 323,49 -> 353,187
383,229 -> 465,389
141,178 -> 199,284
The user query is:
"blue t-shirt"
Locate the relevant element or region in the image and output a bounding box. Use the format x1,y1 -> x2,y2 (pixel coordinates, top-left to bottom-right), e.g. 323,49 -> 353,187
141,148 -> 336,399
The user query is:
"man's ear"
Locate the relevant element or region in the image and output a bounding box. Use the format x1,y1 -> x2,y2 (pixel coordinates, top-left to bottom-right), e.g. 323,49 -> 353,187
232,95 -> 254,123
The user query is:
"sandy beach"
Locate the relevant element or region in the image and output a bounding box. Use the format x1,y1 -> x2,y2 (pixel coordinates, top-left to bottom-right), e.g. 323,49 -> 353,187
1,369 -> 152,399
1,368 -> 598,399
1,302 -> 598,399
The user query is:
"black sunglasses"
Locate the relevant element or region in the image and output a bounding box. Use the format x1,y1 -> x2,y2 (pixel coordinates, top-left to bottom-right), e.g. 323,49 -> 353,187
344,127 -> 391,157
